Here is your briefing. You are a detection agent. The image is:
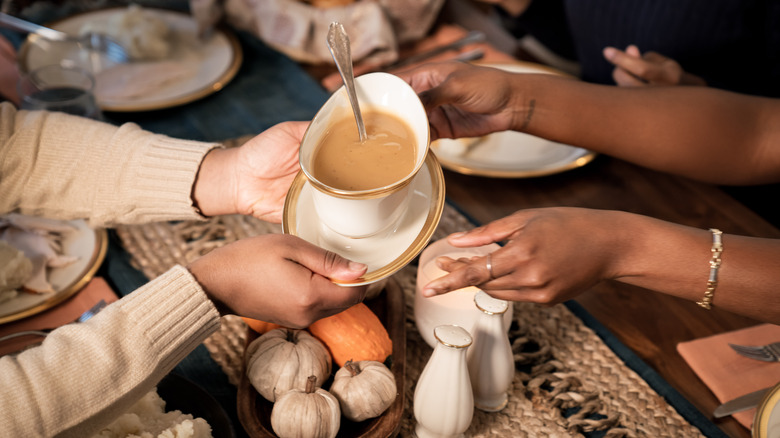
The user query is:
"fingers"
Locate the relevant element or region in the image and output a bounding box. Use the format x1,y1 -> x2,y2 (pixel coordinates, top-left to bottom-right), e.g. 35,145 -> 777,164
625,44 -> 641,58
447,215 -> 522,248
421,254 -> 496,297
605,45 -> 688,86
297,272 -> 368,317
284,235 -> 367,282
603,46 -> 650,86
419,255 -> 566,305
612,66 -> 647,87
396,61 -> 463,94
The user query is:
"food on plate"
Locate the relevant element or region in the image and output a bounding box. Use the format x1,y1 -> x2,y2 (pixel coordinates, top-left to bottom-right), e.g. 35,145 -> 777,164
0,214 -> 79,294
94,61 -> 195,101
329,359 -> 396,421
245,328 -> 332,402
270,375 -> 340,438
0,241 -> 32,303
307,302 -> 393,367
79,4 -> 172,61
90,387 -> 212,438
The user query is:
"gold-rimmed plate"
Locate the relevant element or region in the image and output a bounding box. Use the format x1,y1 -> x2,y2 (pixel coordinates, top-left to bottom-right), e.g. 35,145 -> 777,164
18,7 -> 242,112
0,219 -> 107,324
431,61 -> 597,178
283,153 -> 445,286
753,381 -> 780,437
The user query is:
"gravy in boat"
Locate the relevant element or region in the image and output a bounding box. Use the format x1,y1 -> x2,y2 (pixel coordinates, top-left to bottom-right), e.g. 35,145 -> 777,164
312,109 -> 417,191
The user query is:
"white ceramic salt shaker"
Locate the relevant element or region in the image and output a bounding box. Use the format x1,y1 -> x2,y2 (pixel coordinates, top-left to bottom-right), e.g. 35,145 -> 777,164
467,290 -> 514,412
413,325 -> 474,438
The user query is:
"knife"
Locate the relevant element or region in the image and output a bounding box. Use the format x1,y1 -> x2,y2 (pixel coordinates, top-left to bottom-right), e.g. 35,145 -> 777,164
713,386 -> 772,418
386,30 -> 487,69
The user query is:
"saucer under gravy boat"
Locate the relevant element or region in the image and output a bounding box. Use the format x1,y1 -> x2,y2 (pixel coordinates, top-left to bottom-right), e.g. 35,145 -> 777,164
283,153 -> 445,286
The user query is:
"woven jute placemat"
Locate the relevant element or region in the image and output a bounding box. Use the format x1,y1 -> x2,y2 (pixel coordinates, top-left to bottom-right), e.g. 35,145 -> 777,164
114,139 -> 706,437
115,205 -> 706,438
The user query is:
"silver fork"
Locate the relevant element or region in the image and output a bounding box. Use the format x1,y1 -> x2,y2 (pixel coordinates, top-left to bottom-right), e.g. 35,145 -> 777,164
0,12 -> 129,63
0,299 -> 108,343
729,342 -> 780,362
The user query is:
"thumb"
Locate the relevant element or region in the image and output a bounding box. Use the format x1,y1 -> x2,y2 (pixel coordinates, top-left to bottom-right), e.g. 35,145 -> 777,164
448,214 -> 522,247
288,237 -> 367,281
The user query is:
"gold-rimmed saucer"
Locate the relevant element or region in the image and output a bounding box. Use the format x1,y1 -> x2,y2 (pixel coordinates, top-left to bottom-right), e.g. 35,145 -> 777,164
283,153 -> 445,286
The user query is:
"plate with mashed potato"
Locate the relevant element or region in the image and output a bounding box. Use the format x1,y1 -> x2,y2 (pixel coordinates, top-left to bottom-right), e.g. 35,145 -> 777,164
93,373 -> 235,438
19,5 -> 243,112
0,216 -> 107,324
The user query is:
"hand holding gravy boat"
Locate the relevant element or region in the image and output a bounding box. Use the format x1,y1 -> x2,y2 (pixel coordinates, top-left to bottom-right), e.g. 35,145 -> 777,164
299,72 -> 430,238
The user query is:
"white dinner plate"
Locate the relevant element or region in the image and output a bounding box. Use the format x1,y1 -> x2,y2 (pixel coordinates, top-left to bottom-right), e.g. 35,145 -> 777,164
18,7 -> 242,112
431,61 -> 597,178
282,153 -> 445,286
0,219 -> 107,324
753,381 -> 780,437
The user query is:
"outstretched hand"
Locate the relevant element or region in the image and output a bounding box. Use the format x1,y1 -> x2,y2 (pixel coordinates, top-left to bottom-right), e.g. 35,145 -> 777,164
192,121 -> 308,223
603,45 -> 706,87
188,233 -> 368,328
421,208 -> 626,304
398,61 -> 522,141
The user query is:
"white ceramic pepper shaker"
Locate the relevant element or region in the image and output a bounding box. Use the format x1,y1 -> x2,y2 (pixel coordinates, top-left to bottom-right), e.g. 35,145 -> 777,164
413,325 -> 474,438
467,290 -> 514,412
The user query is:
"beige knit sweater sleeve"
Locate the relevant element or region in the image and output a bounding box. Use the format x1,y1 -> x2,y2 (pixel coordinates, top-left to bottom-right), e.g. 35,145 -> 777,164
0,103 -> 226,435
0,266 -> 222,437
0,102 -> 220,227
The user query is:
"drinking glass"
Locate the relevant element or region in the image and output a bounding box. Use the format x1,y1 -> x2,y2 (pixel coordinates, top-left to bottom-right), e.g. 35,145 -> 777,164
17,64 -> 103,120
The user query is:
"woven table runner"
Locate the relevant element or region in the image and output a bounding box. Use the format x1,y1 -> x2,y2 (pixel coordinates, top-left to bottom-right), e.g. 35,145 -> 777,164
113,139 -> 706,438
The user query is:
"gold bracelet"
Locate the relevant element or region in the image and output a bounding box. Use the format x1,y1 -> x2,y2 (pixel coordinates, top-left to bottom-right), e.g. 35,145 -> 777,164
697,228 -> 723,310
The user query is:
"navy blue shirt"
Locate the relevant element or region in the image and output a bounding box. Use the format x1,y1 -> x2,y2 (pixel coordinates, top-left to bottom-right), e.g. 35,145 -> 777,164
505,0 -> 780,97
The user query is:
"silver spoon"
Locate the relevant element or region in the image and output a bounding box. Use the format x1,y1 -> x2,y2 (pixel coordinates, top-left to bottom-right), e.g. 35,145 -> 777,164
0,12 -> 130,63
326,22 -> 367,143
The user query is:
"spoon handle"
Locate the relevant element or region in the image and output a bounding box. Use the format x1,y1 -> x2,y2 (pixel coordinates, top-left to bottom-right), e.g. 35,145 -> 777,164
327,22 -> 367,142
0,12 -> 68,41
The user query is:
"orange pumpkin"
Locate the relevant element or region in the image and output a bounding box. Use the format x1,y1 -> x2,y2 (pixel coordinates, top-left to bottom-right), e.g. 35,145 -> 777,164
242,317 -> 282,334
308,303 -> 392,367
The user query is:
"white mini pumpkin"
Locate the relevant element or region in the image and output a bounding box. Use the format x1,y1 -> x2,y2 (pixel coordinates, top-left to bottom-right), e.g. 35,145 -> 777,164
271,375 -> 341,438
329,359 -> 397,421
245,328 -> 331,402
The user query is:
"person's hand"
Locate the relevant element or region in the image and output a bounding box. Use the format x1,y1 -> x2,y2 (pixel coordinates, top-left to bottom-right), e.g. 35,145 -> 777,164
603,45 -> 706,87
398,61 -> 523,141
188,233 -> 368,328
192,121 -> 307,223
0,35 -> 20,105
420,207 -> 629,304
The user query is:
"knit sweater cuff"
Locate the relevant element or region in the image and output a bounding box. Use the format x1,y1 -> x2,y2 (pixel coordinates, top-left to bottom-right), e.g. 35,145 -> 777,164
119,265 -> 221,371
92,125 -> 222,226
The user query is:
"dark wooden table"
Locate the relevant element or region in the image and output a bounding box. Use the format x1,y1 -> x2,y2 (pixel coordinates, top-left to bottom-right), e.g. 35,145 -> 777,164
441,153 -> 775,438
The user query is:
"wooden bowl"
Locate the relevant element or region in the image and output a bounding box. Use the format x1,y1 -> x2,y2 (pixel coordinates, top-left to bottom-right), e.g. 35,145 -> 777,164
237,276 -> 406,437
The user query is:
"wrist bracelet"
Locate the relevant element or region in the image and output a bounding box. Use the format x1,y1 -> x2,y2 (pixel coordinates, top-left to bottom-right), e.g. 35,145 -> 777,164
697,228 -> 723,310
